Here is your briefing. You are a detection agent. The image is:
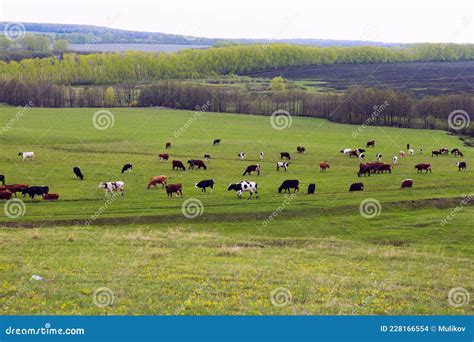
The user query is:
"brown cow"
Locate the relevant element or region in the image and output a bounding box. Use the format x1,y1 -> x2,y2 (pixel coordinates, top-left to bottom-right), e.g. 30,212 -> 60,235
297,146 -> 306,153
0,184 -> 29,197
159,153 -> 169,161
147,175 -> 168,189
43,193 -> 59,201
166,183 -> 182,197
401,179 -> 413,189
366,140 -> 375,148
280,152 -> 291,160
172,160 -> 186,171
188,160 -> 207,170
165,142 -> 171,149
349,150 -> 359,158
375,163 -> 392,174
415,163 -> 432,173
319,162 -> 330,172
0,190 -> 13,200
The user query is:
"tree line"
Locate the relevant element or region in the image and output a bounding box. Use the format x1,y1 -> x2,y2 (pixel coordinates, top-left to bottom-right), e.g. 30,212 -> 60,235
0,43 -> 473,85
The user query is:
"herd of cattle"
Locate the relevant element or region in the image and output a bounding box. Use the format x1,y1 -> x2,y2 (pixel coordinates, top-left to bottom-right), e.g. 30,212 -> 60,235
0,139 -> 468,201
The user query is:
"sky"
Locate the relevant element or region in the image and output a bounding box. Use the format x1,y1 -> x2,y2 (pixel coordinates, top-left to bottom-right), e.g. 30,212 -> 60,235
0,0 -> 473,43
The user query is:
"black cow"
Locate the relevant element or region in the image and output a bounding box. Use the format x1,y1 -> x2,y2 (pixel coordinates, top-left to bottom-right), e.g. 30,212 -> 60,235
243,164 -> 260,176
278,180 -> 299,193
213,139 -> 221,145
172,160 -> 186,171
457,162 -> 467,171
349,183 -> 364,191
22,186 -> 49,199
121,163 -> 133,173
0,175 -> 4,186
280,152 -> 291,160
195,179 -> 214,193
307,183 -> 316,194
356,148 -> 366,154
73,167 -> 84,180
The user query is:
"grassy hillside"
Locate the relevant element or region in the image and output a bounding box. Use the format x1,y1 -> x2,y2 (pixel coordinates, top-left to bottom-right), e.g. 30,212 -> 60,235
0,106 -> 472,314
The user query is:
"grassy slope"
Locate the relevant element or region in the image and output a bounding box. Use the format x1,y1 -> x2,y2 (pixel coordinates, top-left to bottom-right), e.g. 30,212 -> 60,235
0,106 -> 472,314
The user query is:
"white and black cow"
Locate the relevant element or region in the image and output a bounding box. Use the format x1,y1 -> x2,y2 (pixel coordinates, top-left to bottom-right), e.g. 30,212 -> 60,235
259,152 -> 264,159
18,152 -> 34,161
392,156 -> 398,164
204,154 -> 211,161
98,181 -> 125,196
227,180 -> 258,199
238,152 -> 246,160
276,162 -> 289,171
121,163 -> 133,173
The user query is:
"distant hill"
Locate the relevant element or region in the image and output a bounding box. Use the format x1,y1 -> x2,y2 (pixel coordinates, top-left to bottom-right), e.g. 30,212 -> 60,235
0,22 -> 402,47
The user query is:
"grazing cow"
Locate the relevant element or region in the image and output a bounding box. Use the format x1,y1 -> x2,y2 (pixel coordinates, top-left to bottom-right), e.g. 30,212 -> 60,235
297,146 -> 306,153
204,154 -> 211,161
159,153 -> 169,161
457,161 -> 467,171
415,163 -> 432,173
166,183 -> 182,197
357,163 -> 372,177
172,160 -> 186,171
392,156 -> 398,164
22,186 -> 49,200
0,175 -> 4,186
356,148 -> 366,154
419,148 -> 424,154
431,150 -> 441,157
340,148 -> 353,155
349,182 -> 364,191
375,163 -> 392,173
243,164 -> 260,176
452,149 -> 464,157
43,193 -> 59,201
278,180 -> 299,194
280,152 -> 291,160
147,175 -> 168,189
227,180 -> 258,199
195,179 -> 214,193
188,159 -> 207,170
213,139 -> 221,145
408,149 -> 414,156
349,150 -> 359,158
399,151 -> 405,157
238,152 -> 246,160
259,152 -> 264,159
0,191 -> 13,200
18,152 -> 34,161
319,162 -> 329,172
376,153 -> 382,162
401,179 -> 413,189
439,148 -> 449,155
307,183 -> 316,195
165,142 -> 171,149
73,166 -> 84,180
366,140 -> 375,148
121,163 -> 133,173
1,184 -> 28,197
98,181 -> 125,195
276,162 -> 289,171
358,152 -> 366,160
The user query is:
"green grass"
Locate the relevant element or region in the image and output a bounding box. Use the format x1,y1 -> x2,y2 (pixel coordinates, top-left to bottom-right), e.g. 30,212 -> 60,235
0,106 -> 472,314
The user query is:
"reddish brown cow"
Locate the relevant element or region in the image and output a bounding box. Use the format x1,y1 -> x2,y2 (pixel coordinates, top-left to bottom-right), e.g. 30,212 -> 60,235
188,160 -> 207,170
357,163 -> 372,177
319,162 -> 330,172
172,160 -> 186,171
401,179 -> 413,189
43,193 -> 59,201
280,152 -> 291,160
375,163 -> 392,173
147,175 -> 168,189
0,184 -> 29,197
415,163 -> 432,173
0,190 -> 13,200
159,153 -> 169,161
166,183 -> 182,197
366,140 -> 375,148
